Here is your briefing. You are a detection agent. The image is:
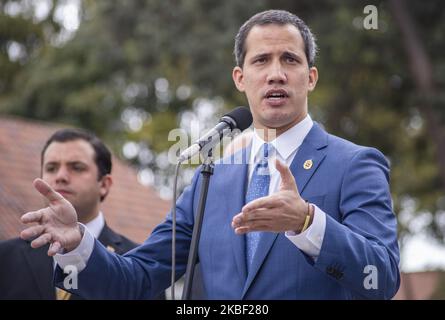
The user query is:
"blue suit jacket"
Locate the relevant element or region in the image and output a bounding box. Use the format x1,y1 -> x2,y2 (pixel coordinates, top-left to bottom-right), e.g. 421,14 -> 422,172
56,123 -> 400,299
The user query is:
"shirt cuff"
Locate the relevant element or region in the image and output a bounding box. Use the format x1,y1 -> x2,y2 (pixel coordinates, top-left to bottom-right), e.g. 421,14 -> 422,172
53,223 -> 95,273
285,205 -> 326,259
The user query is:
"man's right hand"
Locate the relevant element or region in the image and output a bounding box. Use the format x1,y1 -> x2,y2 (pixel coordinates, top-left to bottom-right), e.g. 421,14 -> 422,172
20,178 -> 82,256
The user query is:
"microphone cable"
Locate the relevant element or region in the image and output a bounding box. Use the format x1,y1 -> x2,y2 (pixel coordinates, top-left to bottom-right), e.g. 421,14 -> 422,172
171,160 -> 182,300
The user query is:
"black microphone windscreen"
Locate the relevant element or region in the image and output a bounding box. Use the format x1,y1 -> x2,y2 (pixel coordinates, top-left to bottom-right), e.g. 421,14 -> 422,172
223,106 -> 252,131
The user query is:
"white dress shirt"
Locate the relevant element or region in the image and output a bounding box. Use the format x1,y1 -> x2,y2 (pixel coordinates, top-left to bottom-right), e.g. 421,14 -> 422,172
248,115 -> 326,259
85,211 -> 105,239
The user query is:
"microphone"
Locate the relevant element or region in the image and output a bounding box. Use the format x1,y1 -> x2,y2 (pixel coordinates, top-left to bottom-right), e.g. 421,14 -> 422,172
178,106 -> 253,162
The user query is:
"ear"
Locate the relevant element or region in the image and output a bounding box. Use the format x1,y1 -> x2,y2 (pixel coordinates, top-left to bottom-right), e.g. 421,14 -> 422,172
99,174 -> 113,201
232,66 -> 245,92
308,66 -> 318,92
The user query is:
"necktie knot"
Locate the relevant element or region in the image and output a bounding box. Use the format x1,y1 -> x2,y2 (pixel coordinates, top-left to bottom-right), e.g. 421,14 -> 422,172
262,143 -> 270,158
259,143 -> 271,160
257,143 -> 271,175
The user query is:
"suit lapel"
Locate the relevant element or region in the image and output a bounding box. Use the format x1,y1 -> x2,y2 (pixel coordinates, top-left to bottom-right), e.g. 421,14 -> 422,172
98,224 -> 123,254
223,145 -> 251,284
242,122 -> 328,297
22,244 -> 55,299
290,123 -> 328,196
242,232 -> 278,297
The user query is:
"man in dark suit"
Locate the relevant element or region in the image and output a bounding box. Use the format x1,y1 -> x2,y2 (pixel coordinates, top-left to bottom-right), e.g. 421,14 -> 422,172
0,225 -> 136,299
0,128 -> 140,300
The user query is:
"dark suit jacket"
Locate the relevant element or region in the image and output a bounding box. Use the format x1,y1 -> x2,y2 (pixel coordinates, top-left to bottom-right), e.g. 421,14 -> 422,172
0,224 -> 140,299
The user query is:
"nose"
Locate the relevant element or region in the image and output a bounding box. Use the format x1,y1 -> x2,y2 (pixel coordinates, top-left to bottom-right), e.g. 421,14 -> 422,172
266,61 -> 287,85
55,166 -> 70,184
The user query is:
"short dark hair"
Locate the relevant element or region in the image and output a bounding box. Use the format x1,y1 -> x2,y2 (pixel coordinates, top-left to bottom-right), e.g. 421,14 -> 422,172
234,9 -> 317,68
41,128 -> 112,181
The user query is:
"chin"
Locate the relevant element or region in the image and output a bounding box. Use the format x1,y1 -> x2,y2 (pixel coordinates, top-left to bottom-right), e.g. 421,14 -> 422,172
264,112 -> 292,126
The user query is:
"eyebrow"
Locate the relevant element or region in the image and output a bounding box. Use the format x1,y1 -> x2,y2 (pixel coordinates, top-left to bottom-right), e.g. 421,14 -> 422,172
44,160 -> 88,166
282,51 -> 300,60
250,53 -> 270,62
249,51 -> 302,62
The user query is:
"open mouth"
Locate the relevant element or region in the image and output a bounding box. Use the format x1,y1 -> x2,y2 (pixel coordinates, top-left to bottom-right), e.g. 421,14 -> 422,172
264,89 -> 289,104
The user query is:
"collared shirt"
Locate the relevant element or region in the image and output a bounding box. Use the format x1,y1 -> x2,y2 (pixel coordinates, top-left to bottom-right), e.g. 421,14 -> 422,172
248,115 -> 326,259
85,211 -> 105,239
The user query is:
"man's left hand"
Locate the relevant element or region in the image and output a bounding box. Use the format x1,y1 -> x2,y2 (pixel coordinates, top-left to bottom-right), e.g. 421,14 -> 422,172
232,159 -> 312,234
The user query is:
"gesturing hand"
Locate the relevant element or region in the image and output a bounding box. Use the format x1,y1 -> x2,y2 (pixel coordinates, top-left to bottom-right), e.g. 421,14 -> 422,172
232,159 -> 312,234
20,178 -> 82,256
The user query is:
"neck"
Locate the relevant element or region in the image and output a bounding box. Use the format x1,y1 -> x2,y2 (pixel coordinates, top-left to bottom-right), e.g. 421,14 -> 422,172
255,113 -> 307,142
78,209 -> 100,224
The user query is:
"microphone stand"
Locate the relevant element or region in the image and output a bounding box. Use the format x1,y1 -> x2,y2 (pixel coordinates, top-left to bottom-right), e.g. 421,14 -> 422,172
181,149 -> 214,300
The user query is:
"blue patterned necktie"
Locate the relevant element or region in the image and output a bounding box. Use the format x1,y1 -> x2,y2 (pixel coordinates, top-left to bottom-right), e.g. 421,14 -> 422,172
245,143 -> 271,272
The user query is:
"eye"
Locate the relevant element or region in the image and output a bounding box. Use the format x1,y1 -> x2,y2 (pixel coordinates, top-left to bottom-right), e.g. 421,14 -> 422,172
71,163 -> 86,172
253,57 -> 267,64
45,165 -> 56,173
284,56 -> 297,64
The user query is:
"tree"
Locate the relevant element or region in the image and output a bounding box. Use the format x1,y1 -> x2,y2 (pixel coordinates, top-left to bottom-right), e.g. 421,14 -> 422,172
0,0 -> 60,100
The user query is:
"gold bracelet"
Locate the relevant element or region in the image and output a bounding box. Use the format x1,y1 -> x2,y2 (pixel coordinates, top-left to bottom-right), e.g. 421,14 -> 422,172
301,201 -> 311,233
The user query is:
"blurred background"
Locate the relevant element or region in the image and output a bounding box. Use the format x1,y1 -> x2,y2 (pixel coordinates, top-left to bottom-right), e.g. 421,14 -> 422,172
1,0 -> 445,298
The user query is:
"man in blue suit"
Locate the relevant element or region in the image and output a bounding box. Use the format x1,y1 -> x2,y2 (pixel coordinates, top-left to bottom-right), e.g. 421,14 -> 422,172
20,9 -> 400,299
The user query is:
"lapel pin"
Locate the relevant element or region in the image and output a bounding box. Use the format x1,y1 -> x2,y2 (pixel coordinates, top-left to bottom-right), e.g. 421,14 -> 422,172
303,159 -> 313,170
106,245 -> 116,253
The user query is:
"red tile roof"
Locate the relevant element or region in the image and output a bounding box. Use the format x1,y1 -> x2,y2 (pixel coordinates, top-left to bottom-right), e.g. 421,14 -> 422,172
0,116 -> 170,243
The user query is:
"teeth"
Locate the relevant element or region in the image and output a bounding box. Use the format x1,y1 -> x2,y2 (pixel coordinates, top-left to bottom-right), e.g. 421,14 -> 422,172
267,91 -> 286,98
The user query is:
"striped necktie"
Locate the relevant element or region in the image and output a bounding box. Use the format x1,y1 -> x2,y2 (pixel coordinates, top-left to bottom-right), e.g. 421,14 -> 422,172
245,143 -> 271,272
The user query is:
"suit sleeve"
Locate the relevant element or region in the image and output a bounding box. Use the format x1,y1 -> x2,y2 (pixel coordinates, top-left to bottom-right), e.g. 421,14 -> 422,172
313,148 -> 400,299
54,168 -> 201,299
